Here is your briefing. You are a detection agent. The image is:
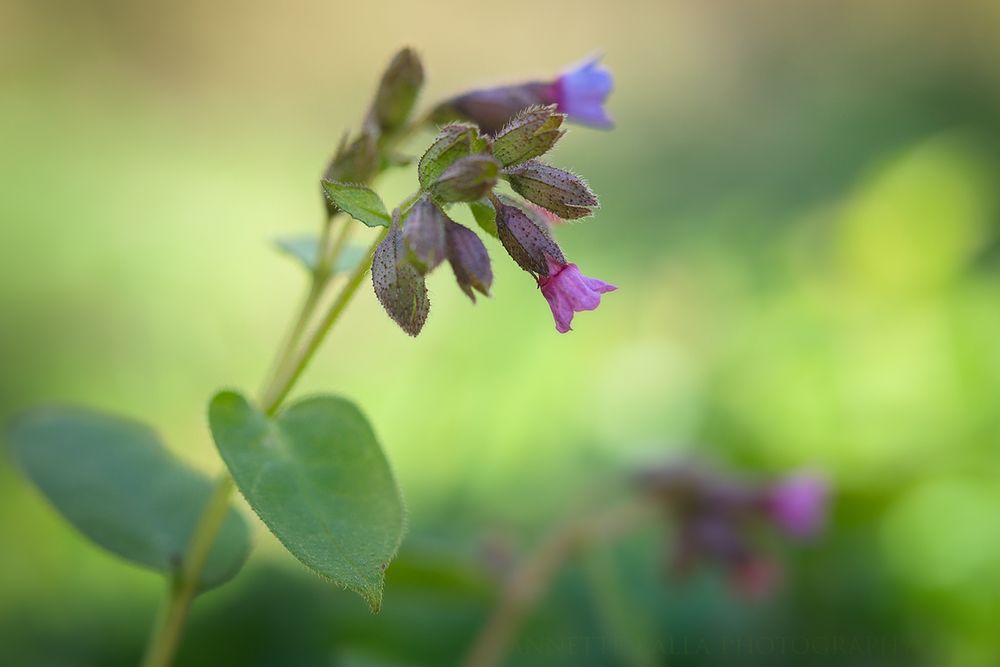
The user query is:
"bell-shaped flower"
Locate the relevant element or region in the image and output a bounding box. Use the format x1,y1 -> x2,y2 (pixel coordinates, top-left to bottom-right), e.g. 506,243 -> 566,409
537,255 -> 616,333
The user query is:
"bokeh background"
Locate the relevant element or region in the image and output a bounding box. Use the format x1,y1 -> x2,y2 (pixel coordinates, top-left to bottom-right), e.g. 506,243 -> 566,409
3,0 -> 1000,665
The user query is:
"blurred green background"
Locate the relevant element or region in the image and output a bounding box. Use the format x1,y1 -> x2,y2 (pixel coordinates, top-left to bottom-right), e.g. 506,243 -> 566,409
3,0 -> 1000,665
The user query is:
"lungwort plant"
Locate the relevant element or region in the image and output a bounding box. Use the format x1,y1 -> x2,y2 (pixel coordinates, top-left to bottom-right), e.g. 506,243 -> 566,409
5,49 -> 616,666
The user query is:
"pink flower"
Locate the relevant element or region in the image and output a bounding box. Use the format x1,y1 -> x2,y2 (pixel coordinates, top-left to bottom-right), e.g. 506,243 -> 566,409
763,473 -> 829,539
537,256 -> 616,333
547,56 -> 614,128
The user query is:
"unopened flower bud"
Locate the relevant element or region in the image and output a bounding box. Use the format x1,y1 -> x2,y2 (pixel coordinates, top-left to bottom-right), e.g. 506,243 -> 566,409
402,197 -> 447,273
367,48 -> 424,134
430,82 -> 552,135
495,201 -> 565,276
492,105 -> 565,166
429,56 -> 613,134
372,214 -> 430,336
445,220 -> 493,302
431,154 -> 501,203
418,123 -> 487,189
505,161 -> 598,220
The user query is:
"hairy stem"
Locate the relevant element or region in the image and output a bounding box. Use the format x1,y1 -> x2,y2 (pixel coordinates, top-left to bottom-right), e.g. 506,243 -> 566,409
260,227 -> 388,414
140,475 -> 235,667
139,116 -> 425,665
460,502 -> 650,667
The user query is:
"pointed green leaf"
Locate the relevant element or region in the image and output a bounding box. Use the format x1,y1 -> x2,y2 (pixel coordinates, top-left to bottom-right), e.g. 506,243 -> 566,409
468,199 -> 498,237
322,181 -> 391,228
6,407 -> 250,589
208,391 -> 404,612
275,235 -> 368,275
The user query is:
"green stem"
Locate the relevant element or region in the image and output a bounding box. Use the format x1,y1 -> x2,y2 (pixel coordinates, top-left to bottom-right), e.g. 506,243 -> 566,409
140,475 -> 235,667
260,227 -> 388,415
138,113 -> 427,666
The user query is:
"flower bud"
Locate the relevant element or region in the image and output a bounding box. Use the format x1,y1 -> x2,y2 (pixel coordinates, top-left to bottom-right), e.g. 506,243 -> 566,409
494,201 -> 565,276
445,220 -> 493,302
367,48 -> 424,134
431,154 -> 501,203
492,105 -> 565,166
504,161 -> 598,219
372,215 -> 430,336
402,197 -> 447,273
430,82 -> 552,135
417,123 -> 487,189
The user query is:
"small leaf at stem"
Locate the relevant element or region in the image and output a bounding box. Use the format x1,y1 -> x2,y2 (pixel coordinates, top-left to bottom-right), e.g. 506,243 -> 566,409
468,199 -> 498,237
322,181 -> 392,228
275,235 -> 368,275
208,391 -> 405,612
6,407 -> 250,590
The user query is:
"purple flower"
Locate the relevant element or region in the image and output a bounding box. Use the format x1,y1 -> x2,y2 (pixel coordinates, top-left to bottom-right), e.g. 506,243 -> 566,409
537,256 -> 616,333
547,56 -> 614,128
431,56 -> 614,134
763,473 -> 829,539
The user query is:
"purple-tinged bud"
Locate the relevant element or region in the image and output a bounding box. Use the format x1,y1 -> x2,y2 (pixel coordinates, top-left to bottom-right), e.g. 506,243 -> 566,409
504,161 -> 598,220
492,105 -> 565,166
372,214 -> 430,336
549,56 -> 614,129
366,48 -> 424,134
430,56 -> 613,133
431,154 -> 501,203
417,123 -> 488,189
495,201 -> 565,276
763,473 -> 829,540
402,197 -> 447,273
445,220 -> 493,302
537,256 -> 616,333
431,82 -> 552,135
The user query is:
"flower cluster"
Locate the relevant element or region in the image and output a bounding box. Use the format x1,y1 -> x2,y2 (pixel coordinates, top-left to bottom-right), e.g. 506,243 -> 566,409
636,463 -> 829,600
369,105 -> 616,335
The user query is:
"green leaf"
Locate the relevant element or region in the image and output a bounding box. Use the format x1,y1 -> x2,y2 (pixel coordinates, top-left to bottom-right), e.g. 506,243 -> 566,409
322,181 -> 391,228
275,235 -> 368,275
6,407 -> 250,590
208,391 -> 404,612
468,199 -> 498,237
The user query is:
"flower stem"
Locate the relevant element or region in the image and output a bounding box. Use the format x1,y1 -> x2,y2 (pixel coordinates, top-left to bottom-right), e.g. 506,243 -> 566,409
138,227 -> 384,666
140,475 -> 235,667
139,114 -> 425,666
259,226 -> 388,415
